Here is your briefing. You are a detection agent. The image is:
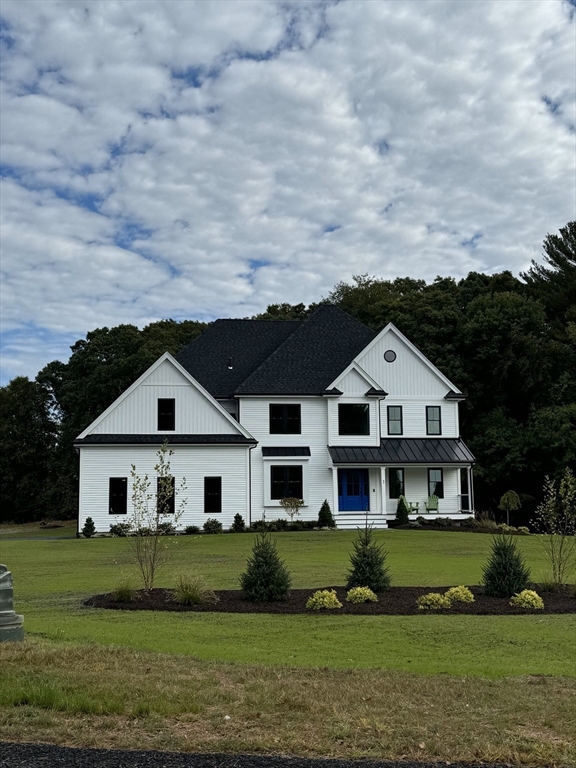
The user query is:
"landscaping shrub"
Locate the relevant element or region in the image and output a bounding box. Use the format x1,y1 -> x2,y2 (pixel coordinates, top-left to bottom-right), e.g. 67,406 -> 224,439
417,592 -> 451,610
517,526 -> 530,535
346,525 -> 391,592
109,522 -> 131,537
183,525 -> 200,535
497,523 -> 517,533
433,517 -> 451,527
240,531 -> 292,602
445,585 -> 475,604
81,517 -> 95,538
250,520 -> 268,532
172,573 -> 218,605
318,499 -> 335,528
203,518 -> 223,534
395,495 -> 410,525
157,521 -> 176,535
482,534 -> 531,597
461,516 -> 481,529
268,518 -> 289,532
346,586 -> 378,603
231,513 -> 246,533
415,516 -> 427,526
306,589 -> 342,610
112,579 -> 137,602
510,590 -> 544,610
279,497 -> 303,522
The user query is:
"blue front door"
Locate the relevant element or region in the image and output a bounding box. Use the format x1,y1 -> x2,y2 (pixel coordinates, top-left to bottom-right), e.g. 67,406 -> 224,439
338,469 -> 370,511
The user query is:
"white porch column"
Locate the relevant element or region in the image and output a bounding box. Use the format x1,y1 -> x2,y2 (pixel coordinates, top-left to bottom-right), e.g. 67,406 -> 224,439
332,466 -> 339,515
380,466 -> 386,514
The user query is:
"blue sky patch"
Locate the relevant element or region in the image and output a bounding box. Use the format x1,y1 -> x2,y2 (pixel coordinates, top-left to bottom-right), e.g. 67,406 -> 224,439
323,224 -> 341,234
461,232 -> 483,249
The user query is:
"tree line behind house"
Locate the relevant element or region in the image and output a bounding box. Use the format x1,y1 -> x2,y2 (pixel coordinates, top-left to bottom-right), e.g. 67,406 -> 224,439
1,222 -> 574,526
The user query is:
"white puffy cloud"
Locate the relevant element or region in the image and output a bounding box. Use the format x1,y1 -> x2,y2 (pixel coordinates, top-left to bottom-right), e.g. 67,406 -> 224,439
1,0 -> 574,382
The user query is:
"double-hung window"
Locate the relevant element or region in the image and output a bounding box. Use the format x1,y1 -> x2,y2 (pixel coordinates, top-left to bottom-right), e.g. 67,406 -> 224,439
269,404 -> 301,434
270,466 -> 303,499
109,477 -> 127,515
428,469 -> 444,498
388,468 -> 405,499
426,406 -> 441,435
158,398 -> 175,431
387,405 -> 403,435
204,477 -> 222,514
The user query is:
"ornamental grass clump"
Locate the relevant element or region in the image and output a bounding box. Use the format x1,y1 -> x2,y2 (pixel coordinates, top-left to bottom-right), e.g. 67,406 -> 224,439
173,573 -> 218,605
346,586 -> 378,603
416,592 -> 451,611
482,534 -> 531,598
240,531 -> 292,602
112,578 -> 137,603
346,525 -> 391,592
306,589 -> 342,610
445,585 -> 475,604
510,590 -> 545,610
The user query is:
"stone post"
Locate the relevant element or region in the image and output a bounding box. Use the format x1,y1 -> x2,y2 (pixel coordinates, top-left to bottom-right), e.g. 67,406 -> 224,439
0,565 -> 24,642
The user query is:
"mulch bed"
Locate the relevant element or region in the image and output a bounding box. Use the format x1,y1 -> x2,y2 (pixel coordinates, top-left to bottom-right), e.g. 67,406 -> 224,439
84,585 -> 575,616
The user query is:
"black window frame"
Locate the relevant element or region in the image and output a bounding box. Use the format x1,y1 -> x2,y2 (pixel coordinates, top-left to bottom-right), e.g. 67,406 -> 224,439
158,398 -> 175,431
338,403 -> 370,436
428,468 -> 444,498
388,468 -> 405,499
387,405 -> 403,435
157,475 -> 175,515
109,477 -> 128,515
426,405 -> 442,435
270,465 -> 303,500
269,404 -> 301,434
204,476 -> 222,514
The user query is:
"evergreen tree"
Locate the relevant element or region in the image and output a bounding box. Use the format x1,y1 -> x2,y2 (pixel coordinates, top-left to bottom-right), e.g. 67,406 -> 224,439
346,525 -> 391,592
395,496 -> 410,525
482,534 -> 531,597
81,517 -> 95,538
240,532 -> 292,602
318,499 -> 335,528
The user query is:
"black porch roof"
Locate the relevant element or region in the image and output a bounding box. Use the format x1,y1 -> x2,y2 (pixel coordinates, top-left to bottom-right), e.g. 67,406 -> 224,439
329,438 -> 475,465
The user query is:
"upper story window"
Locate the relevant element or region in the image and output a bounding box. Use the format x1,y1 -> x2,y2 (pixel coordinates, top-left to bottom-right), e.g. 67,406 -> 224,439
426,406 -> 442,435
269,404 -> 301,434
387,405 -> 403,435
158,398 -> 175,431
338,403 -> 370,436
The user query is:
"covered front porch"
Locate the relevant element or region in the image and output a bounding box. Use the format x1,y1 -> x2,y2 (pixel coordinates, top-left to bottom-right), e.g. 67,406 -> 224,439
328,438 -> 475,529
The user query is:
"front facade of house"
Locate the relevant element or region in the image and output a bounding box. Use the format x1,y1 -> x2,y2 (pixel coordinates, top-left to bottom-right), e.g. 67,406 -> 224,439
76,307 -> 475,532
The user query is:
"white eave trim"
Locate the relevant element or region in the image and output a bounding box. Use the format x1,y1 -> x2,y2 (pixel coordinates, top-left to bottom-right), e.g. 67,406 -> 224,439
327,361 -> 382,392
76,352 -> 255,440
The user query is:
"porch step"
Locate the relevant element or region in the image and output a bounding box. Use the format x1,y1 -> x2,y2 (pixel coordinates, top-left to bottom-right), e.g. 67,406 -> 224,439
335,513 -> 388,530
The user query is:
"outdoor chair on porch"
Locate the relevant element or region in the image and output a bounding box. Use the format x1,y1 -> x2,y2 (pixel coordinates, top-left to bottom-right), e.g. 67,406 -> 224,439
425,495 -> 439,513
409,501 -> 420,512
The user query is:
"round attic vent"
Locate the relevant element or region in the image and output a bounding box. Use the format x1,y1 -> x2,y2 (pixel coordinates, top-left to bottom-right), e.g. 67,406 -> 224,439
383,350 -> 397,363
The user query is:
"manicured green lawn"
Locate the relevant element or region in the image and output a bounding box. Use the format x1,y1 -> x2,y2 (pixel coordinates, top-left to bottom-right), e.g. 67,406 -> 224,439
2,529 -> 574,677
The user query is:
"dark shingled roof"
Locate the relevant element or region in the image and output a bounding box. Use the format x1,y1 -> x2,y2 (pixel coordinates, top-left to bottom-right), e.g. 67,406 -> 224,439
262,447 -> 311,457
329,438 -> 475,465
75,434 -> 256,446
176,306 -> 375,397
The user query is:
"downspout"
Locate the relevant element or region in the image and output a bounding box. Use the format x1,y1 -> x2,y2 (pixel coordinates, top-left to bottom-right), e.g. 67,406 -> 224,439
248,443 -> 255,528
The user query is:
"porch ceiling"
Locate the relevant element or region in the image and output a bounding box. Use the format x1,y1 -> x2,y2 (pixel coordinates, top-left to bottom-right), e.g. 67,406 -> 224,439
329,438 -> 475,465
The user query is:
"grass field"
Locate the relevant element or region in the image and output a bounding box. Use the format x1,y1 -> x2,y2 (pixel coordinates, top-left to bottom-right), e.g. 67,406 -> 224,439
1,525 -> 575,765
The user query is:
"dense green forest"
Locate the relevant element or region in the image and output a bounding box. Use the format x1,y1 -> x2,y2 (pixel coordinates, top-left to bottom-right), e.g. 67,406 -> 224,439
1,222 -> 574,526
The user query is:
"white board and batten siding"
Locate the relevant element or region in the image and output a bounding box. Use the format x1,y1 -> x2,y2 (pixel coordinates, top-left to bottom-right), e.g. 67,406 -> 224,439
90,359 -> 238,435
381,399 -> 458,438
79,444 -> 250,532
239,397 -> 334,522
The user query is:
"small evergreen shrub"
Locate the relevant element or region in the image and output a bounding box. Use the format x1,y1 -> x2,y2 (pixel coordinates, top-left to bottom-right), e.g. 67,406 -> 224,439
445,585 -> 475,604
173,574 -> 218,605
250,520 -> 268,532
109,521 -> 131,537
517,526 -> 530,535
203,518 -> 223,534
82,517 -> 95,538
306,589 -> 342,610
112,579 -> 137,602
183,525 -> 200,535
417,592 -> 451,610
346,525 -> 391,592
268,518 -> 289,532
395,496 -> 410,525
415,516 -> 427,526
240,532 -> 292,602
497,523 -> 517,533
482,534 -> 531,597
461,516 -> 481,529
231,513 -> 246,533
318,500 -> 335,528
433,517 -> 451,527
346,586 -> 378,603
510,590 -> 544,610
157,521 -> 176,535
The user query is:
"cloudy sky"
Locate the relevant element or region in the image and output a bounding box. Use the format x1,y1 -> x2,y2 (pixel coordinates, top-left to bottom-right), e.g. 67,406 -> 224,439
1,0 -> 575,384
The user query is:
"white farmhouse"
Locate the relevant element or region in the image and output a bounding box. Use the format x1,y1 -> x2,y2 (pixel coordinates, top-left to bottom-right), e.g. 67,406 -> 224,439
75,306 -> 475,532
